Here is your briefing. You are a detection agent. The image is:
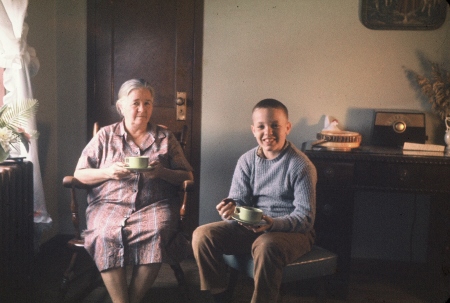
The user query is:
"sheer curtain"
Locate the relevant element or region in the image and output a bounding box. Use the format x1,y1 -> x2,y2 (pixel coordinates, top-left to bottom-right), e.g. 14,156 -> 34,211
0,0 -> 52,243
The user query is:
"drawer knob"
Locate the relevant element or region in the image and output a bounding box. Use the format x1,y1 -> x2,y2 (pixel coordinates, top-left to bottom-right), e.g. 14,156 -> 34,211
323,167 -> 335,178
398,168 -> 409,182
323,203 -> 333,216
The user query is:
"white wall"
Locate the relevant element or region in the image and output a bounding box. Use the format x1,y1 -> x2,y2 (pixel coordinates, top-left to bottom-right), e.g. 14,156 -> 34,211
200,0 -> 450,260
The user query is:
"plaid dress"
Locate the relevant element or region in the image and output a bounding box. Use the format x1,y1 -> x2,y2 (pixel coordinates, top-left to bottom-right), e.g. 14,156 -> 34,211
76,121 -> 193,271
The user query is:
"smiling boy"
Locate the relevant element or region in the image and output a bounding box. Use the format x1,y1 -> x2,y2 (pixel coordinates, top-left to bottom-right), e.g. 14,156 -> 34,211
192,99 -> 317,303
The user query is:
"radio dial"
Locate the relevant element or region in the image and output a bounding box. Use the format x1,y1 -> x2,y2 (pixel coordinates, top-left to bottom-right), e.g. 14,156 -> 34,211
393,121 -> 406,133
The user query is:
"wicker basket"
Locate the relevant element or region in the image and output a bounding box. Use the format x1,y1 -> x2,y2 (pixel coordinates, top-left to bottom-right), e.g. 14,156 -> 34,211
315,131 -> 362,151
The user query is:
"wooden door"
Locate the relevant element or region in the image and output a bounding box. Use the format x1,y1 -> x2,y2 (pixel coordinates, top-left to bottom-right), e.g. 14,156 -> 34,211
87,0 -> 203,233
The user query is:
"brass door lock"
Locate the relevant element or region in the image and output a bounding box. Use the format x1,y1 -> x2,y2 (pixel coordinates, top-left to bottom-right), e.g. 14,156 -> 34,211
176,92 -> 187,121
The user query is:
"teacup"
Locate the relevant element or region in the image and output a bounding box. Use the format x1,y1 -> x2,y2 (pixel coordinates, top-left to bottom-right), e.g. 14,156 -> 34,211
125,156 -> 149,169
234,206 -> 263,223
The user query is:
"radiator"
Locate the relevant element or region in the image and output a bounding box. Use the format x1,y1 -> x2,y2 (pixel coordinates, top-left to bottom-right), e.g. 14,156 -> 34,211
0,160 -> 33,302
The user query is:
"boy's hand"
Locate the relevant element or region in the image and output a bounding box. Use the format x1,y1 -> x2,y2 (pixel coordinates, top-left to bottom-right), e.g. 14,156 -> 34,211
216,198 -> 236,220
241,215 -> 273,233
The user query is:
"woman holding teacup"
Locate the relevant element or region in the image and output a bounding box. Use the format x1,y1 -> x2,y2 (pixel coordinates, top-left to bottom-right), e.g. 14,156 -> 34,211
74,79 -> 193,303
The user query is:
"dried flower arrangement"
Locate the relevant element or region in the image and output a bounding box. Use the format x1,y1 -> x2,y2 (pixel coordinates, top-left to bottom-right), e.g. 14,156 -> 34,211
412,62 -> 450,120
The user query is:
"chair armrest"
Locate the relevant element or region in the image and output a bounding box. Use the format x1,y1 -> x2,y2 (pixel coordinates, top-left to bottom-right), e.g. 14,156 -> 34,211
63,176 -> 89,241
179,180 -> 194,223
181,180 -> 194,192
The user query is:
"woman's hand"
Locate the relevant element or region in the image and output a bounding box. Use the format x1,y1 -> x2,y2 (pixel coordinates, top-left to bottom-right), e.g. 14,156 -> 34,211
74,162 -> 131,185
216,198 -> 236,220
106,162 -> 131,180
145,160 -> 194,185
146,160 -> 164,179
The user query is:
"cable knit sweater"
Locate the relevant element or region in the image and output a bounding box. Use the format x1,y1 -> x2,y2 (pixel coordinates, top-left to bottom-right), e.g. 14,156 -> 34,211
228,141 -> 317,233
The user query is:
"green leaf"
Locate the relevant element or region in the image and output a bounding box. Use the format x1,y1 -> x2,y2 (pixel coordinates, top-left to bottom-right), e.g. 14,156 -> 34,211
0,104 -> 8,117
0,99 -> 39,130
18,133 -> 30,152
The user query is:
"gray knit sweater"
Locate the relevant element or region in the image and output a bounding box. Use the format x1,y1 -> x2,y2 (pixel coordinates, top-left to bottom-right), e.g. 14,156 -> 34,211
228,141 -> 317,233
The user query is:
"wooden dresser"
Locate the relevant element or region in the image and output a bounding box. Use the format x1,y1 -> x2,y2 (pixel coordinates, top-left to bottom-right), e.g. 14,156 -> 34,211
302,144 -> 450,300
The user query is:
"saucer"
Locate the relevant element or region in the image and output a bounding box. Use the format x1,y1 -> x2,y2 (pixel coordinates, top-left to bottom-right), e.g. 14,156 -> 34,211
231,213 -> 262,225
126,165 -> 154,172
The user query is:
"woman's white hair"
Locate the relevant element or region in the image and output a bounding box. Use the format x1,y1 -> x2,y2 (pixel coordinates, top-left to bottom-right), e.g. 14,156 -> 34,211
116,79 -> 155,116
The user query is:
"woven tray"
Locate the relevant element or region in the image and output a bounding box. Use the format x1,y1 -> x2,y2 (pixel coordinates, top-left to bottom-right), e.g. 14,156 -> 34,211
315,131 -> 362,151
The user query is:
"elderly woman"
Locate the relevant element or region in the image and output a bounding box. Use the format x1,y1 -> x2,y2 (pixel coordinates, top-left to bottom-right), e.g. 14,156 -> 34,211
74,79 -> 194,303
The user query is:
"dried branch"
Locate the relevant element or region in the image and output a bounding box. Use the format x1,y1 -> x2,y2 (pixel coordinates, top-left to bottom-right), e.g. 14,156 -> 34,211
413,62 -> 450,120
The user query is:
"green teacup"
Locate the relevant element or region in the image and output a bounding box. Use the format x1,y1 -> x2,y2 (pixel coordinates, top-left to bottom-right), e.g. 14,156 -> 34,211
125,156 -> 149,169
234,206 -> 263,223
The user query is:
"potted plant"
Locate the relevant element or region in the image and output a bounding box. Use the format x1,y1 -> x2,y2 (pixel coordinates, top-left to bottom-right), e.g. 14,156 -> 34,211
0,98 -> 39,162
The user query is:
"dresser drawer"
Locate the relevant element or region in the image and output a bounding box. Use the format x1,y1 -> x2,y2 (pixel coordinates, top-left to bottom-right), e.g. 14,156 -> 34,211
355,162 -> 450,192
313,161 -> 355,187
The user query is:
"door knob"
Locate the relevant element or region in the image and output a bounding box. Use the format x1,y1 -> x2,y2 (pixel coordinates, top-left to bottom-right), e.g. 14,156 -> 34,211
176,92 -> 187,121
176,97 -> 185,106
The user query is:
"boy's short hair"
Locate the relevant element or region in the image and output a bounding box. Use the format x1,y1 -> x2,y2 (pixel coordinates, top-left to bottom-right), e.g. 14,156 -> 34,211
252,99 -> 289,118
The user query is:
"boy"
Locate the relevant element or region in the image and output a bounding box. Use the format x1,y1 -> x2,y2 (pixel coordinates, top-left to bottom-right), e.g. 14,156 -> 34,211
192,99 -> 317,303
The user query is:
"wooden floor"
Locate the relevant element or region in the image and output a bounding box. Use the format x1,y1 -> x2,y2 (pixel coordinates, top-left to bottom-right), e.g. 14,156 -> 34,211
19,236 -> 449,303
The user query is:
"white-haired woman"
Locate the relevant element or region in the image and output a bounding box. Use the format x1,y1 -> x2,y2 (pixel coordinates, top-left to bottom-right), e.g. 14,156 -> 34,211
74,79 -> 194,303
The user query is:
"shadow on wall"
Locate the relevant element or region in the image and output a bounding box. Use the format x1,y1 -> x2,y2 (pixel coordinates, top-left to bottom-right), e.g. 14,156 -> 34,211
200,129 -> 253,224
289,108 -> 439,148
289,117 -> 321,148
290,112 -> 374,147
345,108 -> 376,145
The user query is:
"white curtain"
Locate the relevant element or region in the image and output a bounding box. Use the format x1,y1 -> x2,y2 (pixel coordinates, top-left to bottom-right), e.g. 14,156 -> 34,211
0,0 -> 52,231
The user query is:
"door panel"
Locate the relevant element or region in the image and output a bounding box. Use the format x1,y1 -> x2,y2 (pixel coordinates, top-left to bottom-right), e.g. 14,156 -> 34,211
87,0 -> 202,232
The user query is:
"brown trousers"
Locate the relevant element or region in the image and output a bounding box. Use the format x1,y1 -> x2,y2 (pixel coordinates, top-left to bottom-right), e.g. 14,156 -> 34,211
192,221 -> 315,303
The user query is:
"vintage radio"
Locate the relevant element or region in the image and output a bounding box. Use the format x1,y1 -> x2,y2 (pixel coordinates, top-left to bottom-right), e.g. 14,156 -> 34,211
371,111 -> 427,147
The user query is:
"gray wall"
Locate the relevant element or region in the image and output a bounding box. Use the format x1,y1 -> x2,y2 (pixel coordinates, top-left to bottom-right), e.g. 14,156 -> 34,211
27,0 -> 87,241
26,1 -> 449,261
199,0 -> 449,262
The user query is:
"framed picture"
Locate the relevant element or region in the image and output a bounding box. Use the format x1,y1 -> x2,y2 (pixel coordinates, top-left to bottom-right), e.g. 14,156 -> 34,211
360,0 -> 448,30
